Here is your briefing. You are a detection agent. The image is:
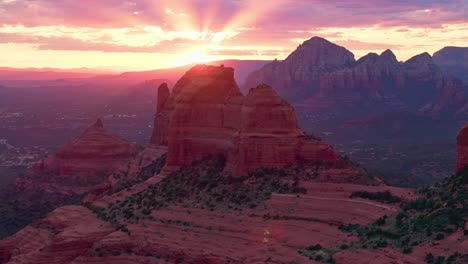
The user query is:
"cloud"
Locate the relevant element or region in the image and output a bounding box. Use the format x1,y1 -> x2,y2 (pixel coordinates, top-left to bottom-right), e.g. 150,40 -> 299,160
0,0 -> 466,29
0,0 -> 467,68
0,32 -> 205,53
333,39 -> 403,50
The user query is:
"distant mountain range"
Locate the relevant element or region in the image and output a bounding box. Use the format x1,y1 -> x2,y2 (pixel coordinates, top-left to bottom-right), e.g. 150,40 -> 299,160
0,60 -> 268,87
433,47 -> 468,81
245,37 -> 467,119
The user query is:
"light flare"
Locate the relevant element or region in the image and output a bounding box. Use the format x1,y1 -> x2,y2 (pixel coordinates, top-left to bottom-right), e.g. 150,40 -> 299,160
176,47 -> 213,66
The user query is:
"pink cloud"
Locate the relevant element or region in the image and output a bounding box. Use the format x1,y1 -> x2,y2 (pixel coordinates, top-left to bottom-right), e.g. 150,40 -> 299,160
0,0 -> 466,29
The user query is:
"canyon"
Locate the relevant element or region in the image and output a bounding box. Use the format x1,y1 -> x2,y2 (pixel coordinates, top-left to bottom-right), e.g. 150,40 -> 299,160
0,65 -> 466,263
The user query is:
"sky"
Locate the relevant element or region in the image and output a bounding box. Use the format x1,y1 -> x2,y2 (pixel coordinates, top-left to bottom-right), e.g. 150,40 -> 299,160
0,0 -> 467,71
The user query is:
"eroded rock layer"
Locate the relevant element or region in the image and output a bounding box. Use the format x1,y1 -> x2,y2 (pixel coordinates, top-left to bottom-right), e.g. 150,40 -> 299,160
153,65 -> 346,176
33,119 -> 138,184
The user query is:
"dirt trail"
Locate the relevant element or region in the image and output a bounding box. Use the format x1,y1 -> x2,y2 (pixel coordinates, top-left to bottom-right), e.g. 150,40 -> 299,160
272,193 -> 398,212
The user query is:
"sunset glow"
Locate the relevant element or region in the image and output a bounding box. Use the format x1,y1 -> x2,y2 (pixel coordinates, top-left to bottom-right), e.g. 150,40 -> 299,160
0,0 -> 467,70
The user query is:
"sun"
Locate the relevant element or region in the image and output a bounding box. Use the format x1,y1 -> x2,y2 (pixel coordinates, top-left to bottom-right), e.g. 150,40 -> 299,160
177,48 -> 212,66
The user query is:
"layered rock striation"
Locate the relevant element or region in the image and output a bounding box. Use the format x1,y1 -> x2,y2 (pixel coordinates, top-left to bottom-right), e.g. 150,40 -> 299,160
33,119 -> 139,184
153,65 -> 344,176
0,120 -> 140,238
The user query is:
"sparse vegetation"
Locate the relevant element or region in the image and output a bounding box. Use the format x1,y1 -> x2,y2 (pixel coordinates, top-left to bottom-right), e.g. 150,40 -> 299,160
0,185 -> 83,238
297,244 -> 336,263
303,169 -> 468,263
350,190 -> 401,204
424,252 -> 468,264
90,155 -> 308,230
110,153 -> 167,194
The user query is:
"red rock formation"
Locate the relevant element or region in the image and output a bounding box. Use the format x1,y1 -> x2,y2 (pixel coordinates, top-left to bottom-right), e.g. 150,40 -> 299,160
456,124 -> 468,173
0,119 -> 140,240
33,119 -> 138,184
0,184 -> 426,264
154,65 -> 342,176
163,65 -> 244,172
228,84 -> 339,175
150,83 -> 171,145
150,83 -> 170,145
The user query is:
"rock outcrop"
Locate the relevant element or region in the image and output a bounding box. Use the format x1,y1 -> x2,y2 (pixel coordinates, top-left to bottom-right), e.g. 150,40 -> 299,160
150,83 -> 171,145
244,37 -> 468,118
0,120 -> 139,238
33,119 -> 139,184
154,65 -> 347,176
457,124 -> 468,173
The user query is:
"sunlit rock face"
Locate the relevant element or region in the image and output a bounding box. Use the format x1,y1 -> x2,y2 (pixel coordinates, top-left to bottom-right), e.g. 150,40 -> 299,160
153,65 -> 341,176
162,65 -> 244,173
456,124 -> 468,173
33,119 -> 139,184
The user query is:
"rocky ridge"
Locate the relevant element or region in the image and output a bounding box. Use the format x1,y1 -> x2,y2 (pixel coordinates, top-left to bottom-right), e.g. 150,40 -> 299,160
245,37 -> 468,118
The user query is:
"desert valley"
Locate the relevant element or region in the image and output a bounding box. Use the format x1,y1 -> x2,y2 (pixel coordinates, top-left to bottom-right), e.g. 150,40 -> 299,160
0,36 -> 467,263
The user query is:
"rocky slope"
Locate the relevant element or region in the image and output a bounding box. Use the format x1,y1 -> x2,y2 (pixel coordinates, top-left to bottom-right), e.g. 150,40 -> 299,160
1,65 -> 467,263
245,37 -> 468,118
0,162 -> 414,264
2,153 -> 467,263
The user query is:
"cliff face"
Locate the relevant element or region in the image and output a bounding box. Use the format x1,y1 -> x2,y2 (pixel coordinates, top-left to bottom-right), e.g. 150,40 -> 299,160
154,65 -> 342,176
33,119 -> 138,184
150,83 -> 171,146
457,124 -> 468,173
164,66 -> 243,172
244,37 -> 468,118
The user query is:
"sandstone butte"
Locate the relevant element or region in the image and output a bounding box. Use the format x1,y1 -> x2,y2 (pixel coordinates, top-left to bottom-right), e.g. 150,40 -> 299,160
151,65 -> 357,178
31,118 -> 139,185
1,65 -> 467,264
0,119 -> 141,240
457,123 -> 468,173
